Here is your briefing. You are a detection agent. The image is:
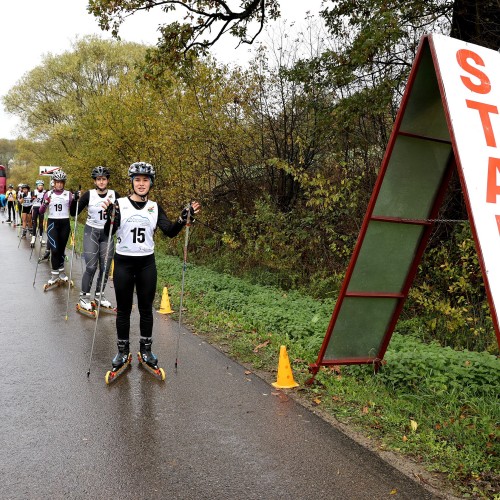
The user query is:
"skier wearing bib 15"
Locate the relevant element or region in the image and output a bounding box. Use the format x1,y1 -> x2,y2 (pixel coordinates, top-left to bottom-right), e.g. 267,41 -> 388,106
39,170 -> 75,289
71,166 -> 120,316
103,162 -> 200,379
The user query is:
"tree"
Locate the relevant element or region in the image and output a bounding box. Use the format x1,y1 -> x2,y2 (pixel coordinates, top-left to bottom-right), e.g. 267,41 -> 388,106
88,0 -> 280,57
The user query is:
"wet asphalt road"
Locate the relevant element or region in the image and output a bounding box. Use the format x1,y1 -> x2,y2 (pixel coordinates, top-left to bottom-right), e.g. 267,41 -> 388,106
0,218 -> 439,499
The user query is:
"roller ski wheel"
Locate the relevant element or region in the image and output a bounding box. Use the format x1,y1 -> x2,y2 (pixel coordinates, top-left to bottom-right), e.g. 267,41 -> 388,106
105,353 -> 132,385
43,279 -> 62,292
91,301 -> 117,315
137,353 -> 166,381
76,303 -> 97,318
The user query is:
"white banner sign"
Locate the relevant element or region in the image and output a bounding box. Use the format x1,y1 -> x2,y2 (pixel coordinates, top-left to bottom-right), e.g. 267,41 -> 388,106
39,166 -> 61,176
431,34 -> 500,322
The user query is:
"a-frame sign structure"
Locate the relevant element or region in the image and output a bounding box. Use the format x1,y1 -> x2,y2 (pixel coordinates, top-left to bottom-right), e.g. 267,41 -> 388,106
310,34 -> 500,377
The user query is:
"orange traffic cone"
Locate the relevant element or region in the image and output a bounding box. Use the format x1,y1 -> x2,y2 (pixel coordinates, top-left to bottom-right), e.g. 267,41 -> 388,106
272,345 -> 299,389
158,286 -> 174,314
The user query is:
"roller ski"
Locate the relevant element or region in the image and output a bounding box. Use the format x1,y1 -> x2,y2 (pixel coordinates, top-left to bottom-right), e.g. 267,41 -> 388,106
137,338 -> 165,381
92,292 -> 117,315
30,235 -> 36,248
38,250 -> 50,263
76,293 -> 97,318
43,272 -> 73,291
105,341 -> 132,384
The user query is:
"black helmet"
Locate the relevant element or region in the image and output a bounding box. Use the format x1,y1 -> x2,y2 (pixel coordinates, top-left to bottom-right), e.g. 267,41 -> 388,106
91,166 -> 110,179
22,184 -> 29,189
8,184 -> 13,188
52,170 -> 67,182
128,162 -> 155,182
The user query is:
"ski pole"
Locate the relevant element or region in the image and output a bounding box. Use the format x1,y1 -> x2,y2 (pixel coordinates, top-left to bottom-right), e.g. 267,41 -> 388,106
29,206 -> 39,261
87,202 -> 116,378
65,186 -> 81,321
175,202 -> 192,372
33,227 -> 46,287
29,227 -> 39,261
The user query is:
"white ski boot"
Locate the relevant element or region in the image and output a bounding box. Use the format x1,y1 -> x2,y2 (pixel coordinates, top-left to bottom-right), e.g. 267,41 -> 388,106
30,235 -> 36,247
76,293 -> 97,318
43,272 -> 61,291
93,292 -> 116,314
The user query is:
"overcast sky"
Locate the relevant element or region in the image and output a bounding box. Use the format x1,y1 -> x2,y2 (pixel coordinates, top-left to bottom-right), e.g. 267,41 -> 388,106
0,0 -> 324,139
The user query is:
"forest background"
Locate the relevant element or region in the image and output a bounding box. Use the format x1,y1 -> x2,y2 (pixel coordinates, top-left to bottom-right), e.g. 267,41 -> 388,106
1,1 -> 499,496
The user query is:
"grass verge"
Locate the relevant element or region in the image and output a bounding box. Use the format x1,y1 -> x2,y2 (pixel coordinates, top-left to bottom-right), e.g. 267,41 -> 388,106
157,254 -> 498,498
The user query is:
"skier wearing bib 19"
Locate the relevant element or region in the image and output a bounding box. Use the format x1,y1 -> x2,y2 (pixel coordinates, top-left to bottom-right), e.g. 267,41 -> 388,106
71,166 -> 120,316
103,162 -> 200,380
39,170 -> 75,289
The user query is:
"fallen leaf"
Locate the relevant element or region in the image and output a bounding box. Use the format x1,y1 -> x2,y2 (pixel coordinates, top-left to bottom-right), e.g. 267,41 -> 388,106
312,398 -> 321,405
362,406 -> 369,414
390,489 -> 397,495
410,419 -> 418,432
244,370 -> 252,375
253,340 -> 270,353
402,435 -> 408,442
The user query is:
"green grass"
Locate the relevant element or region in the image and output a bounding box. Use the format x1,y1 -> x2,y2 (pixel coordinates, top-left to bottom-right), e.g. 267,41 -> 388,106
156,253 -> 499,497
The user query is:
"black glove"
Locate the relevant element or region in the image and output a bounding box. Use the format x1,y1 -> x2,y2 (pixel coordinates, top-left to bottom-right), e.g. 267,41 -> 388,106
179,204 -> 195,224
73,190 -> 80,202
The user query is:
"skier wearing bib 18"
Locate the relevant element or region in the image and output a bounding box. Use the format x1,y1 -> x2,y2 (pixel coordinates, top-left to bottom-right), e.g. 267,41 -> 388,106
102,162 -> 200,383
71,166 -> 120,317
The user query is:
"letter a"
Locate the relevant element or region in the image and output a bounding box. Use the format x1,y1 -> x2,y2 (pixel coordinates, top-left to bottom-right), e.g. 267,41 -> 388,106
487,157 -> 500,203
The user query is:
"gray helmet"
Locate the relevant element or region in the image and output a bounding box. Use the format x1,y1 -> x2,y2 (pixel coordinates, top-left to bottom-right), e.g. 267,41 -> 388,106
52,170 -> 67,182
35,179 -> 44,186
91,166 -> 110,179
128,162 -> 155,182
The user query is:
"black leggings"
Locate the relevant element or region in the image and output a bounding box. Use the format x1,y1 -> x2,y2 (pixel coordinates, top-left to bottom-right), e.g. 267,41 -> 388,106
7,201 -> 15,221
113,253 -> 157,341
82,225 -> 114,294
32,207 -> 44,236
46,218 -> 71,271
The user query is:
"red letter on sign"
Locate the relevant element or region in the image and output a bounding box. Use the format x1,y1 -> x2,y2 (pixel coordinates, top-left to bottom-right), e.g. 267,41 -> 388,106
456,50 -> 491,94
487,157 -> 500,203
466,100 -> 499,147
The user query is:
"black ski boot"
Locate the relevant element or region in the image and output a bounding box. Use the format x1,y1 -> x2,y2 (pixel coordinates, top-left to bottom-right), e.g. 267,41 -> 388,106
138,338 -> 165,380
112,340 -> 130,370
139,338 -> 158,368
105,340 -> 132,384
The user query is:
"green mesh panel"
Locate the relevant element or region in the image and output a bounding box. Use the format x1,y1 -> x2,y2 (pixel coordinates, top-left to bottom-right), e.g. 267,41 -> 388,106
325,298 -> 398,359
373,136 -> 452,220
348,221 -> 424,293
400,44 -> 450,141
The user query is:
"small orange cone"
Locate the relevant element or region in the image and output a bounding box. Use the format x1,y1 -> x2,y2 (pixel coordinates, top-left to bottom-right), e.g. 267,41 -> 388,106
272,345 -> 299,389
158,286 -> 174,314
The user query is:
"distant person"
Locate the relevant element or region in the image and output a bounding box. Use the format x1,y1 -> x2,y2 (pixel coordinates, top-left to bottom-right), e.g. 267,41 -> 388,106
31,180 -> 47,245
0,192 -> 6,212
5,184 -> 16,223
18,184 -> 35,238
